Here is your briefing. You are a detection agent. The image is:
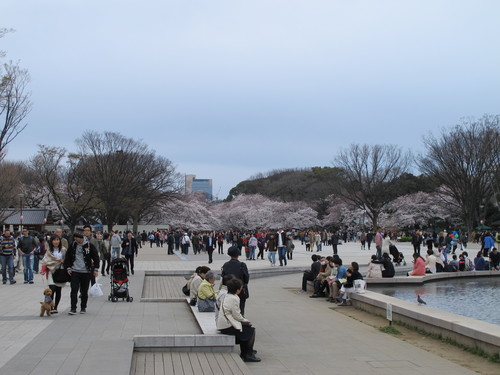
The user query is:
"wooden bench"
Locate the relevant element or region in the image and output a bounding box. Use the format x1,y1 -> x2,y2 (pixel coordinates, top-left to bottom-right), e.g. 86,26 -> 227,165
186,297 -> 219,335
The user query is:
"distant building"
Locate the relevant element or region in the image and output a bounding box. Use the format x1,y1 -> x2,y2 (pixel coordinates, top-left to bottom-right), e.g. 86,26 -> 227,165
185,174 -> 213,200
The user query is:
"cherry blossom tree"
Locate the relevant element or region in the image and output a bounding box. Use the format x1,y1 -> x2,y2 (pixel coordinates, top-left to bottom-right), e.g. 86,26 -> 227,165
160,192 -> 221,231
211,194 -> 320,231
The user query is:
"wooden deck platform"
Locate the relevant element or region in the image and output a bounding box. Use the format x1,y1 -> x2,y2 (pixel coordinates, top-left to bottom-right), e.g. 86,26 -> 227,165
131,352 -> 250,375
142,276 -> 187,302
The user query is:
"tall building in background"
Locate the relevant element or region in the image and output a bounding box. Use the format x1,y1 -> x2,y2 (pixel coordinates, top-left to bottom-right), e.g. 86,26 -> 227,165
185,174 -> 213,200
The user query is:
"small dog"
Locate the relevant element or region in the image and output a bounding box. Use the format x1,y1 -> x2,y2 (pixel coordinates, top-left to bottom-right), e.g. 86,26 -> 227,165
40,288 -> 55,317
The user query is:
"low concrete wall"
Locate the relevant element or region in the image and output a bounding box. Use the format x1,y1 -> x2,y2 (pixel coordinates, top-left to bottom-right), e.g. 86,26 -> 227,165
133,334 -> 235,352
146,267 -> 303,280
365,270 -> 500,285
350,291 -> 500,357
133,299 -> 235,353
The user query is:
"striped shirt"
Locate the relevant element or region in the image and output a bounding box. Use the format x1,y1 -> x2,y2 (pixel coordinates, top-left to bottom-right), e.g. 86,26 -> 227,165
0,236 -> 16,255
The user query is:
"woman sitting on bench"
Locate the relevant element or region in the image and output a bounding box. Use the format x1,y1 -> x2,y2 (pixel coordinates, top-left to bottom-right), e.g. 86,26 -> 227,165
217,278 -> 261,362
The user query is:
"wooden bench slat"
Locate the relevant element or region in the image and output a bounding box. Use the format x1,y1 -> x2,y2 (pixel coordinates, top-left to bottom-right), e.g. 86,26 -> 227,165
154,352 -> 164,374
134,352 -> 146,375
222,353 -> 245,375
179,352 -> 195,375
196,352 -> 214,375
144,352 -> 155,375
162,352 -> 175,375
187,352 -> 204,375
205,352 -> 223,374
171,352 -> 184,374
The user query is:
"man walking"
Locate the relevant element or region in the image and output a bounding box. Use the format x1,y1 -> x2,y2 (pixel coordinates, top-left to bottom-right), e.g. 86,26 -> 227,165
276,228 -> 287,266
331,231 -> 339,255
203,232 -> 216,264
181,233 -> 191,255
0,229 -> 16,285
64,229 -> 99,314
375,228 -> 383,260
121,231 -> 138,275
17,228 -> 37,284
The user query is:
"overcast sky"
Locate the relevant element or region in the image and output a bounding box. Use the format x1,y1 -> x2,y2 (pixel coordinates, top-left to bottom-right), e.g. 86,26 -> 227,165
2,0 -> 499,199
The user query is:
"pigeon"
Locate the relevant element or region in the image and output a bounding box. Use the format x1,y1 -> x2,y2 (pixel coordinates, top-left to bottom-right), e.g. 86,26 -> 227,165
417,295 -> 426,305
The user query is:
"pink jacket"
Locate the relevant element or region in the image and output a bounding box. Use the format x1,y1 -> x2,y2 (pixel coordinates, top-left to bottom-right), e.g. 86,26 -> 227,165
409,257 -> 426,276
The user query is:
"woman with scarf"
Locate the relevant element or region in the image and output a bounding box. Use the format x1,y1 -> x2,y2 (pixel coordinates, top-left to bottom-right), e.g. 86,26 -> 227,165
40,234 -> 68,314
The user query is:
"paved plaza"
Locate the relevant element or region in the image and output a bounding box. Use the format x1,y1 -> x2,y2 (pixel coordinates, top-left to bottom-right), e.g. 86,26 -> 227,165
0,240 -> 483,374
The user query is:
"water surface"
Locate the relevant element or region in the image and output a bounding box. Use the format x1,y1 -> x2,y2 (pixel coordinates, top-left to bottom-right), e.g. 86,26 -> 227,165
370,277 -> 500,326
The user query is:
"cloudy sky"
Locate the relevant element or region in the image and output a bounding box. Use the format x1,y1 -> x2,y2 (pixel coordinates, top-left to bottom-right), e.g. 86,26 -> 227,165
2,0 -> 499,199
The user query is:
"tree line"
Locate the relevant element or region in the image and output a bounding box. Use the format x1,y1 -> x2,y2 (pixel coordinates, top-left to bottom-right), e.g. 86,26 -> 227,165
228,115 -> 500,233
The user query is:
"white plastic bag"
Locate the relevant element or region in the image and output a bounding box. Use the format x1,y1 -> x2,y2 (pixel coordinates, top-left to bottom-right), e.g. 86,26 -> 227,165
354,279 -> 367,294
89,280 -> 103,297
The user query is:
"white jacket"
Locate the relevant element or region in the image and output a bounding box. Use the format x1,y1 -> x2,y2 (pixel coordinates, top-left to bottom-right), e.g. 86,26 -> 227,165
216,293 -> 248,331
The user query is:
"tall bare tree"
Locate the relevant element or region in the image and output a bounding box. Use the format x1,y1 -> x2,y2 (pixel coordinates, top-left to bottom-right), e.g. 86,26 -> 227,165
419,115 -> 500,232
333,144 -> 411,228
77,131 -> 181,231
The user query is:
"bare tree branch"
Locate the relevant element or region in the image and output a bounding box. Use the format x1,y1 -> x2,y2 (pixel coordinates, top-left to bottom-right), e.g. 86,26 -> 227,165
0,62 -> 32,160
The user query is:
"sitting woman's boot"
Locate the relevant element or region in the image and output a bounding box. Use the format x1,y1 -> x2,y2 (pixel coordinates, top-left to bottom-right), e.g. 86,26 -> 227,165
244,353 -> 261,362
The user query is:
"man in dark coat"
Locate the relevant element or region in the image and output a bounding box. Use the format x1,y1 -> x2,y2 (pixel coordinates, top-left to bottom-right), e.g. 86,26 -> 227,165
203,232 -> 216,264
121,231 -> 138,275
299,254 -> 321,293
221,246 -> 250,315
331,232 -> 339,255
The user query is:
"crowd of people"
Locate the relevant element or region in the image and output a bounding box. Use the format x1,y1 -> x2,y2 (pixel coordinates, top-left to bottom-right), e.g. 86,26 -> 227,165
0,226 -> 141,315
299,254 -> 364,306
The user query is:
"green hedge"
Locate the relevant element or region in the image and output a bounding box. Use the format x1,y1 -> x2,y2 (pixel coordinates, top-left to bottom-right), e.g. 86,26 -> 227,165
398,236 -> 412,242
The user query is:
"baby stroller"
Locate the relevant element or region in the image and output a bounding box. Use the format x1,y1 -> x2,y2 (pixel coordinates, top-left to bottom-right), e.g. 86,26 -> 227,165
108,258 -> 133,302
389,245 -> 406,266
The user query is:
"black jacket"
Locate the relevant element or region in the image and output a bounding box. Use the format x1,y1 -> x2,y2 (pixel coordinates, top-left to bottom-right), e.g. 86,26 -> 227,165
344,270 -> 363,288
276,231 -> 287,247
373,258 -> 395,277
221,259 -> 250,295
121,237 -> 138,256
307,261 -> 321,278
64,240 -> 99,273
203,235 -> 216,251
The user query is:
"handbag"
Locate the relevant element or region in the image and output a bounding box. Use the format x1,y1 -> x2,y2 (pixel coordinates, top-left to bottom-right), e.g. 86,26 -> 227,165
239,263 -> 250,299
240,284 -> 250,299
52,268 -> 71,283
182,284 -> 190,296
198,298 -> 215,312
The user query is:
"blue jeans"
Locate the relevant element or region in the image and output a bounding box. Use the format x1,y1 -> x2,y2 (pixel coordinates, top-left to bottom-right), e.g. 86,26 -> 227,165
249,246 -> 256,259
0,255 -> 15,282
268,251 -> 276,265
111,247 -> 121,259
22,254 -> 34,282
278,247 -> 287,266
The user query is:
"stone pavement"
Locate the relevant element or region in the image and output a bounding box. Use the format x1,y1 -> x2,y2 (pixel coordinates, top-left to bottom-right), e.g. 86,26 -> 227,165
0,240 -> 481,374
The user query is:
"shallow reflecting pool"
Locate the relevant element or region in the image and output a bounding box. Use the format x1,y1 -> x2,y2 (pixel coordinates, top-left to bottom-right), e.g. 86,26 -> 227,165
370,276 -> 500,326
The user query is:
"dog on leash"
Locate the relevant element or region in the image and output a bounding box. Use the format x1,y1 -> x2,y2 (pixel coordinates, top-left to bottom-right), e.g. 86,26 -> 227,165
40,288 -> 55,317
